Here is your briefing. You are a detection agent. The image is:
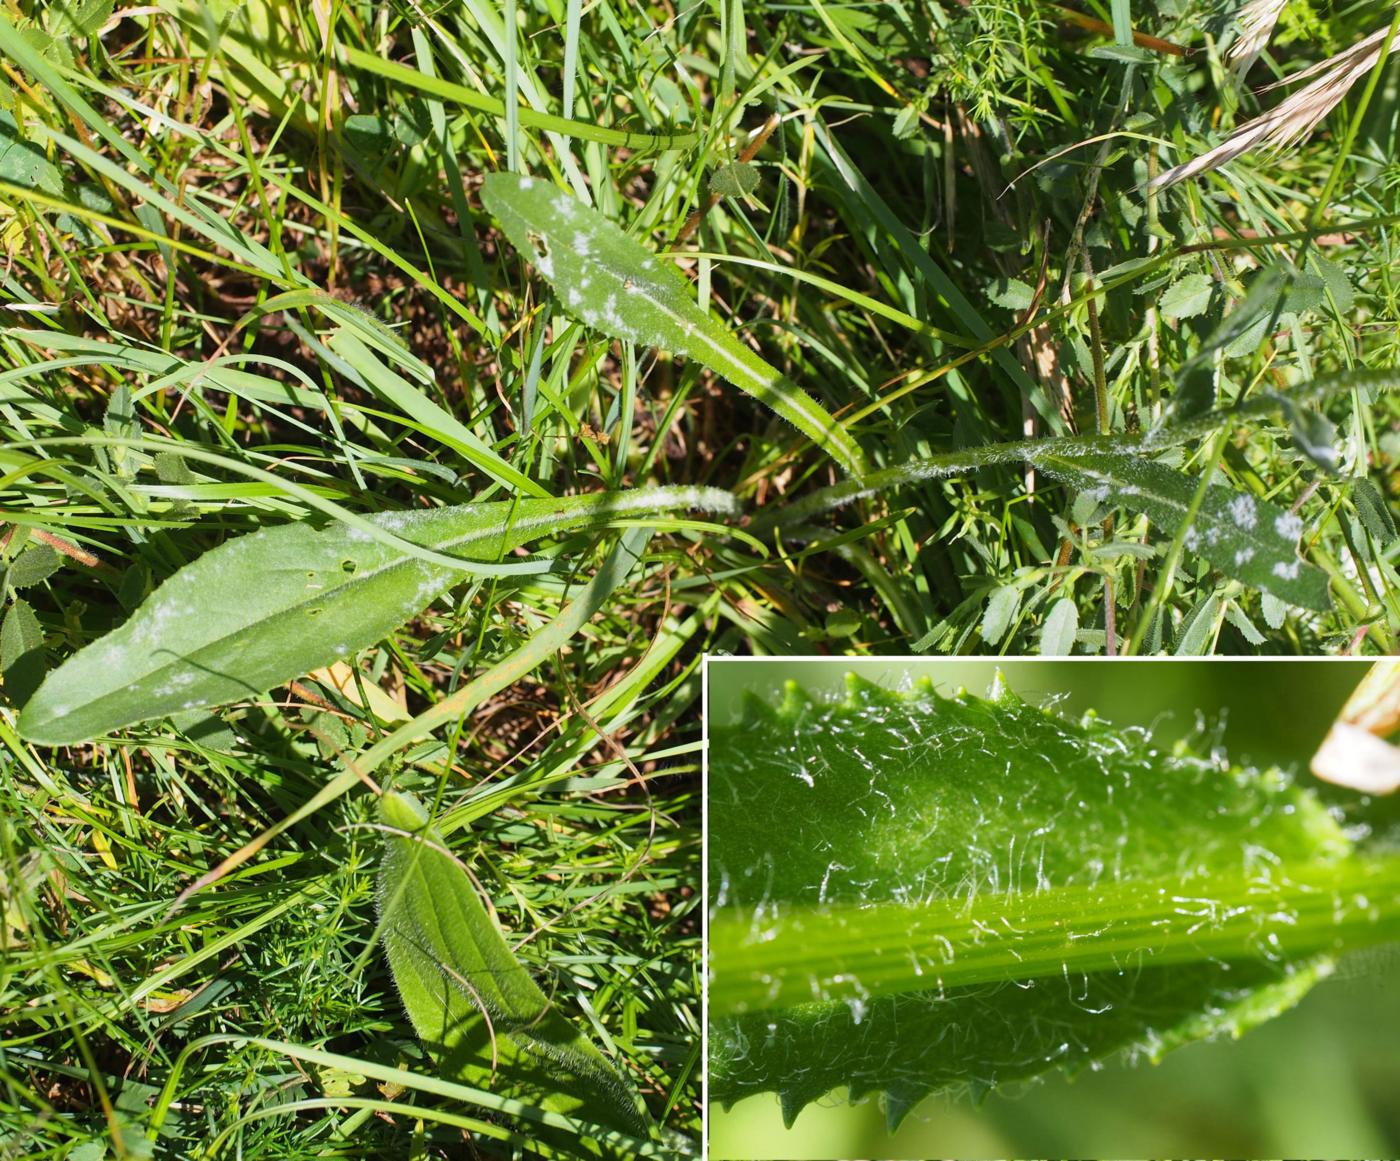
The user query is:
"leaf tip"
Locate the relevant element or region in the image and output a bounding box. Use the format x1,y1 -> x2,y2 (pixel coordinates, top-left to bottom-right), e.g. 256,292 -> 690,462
987,668 -> 1023,706
842,671 -> 892,709
379,790 -> 429,833
778,1088 -> 806,1129
778,680 -> 812,719
882,1084 -> 924,1133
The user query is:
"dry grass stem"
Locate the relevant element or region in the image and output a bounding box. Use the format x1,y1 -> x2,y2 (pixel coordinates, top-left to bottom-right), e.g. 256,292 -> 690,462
1228,0 -> 1289,74
1151,22 -> 1397,190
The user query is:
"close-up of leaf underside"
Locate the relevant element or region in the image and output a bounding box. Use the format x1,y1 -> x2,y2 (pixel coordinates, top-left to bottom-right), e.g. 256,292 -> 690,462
707,675 -> 1400,1130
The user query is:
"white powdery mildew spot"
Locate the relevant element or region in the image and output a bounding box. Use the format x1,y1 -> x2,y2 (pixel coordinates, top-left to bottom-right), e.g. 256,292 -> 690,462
1273,560 -> 1301,580
1206,526 -> 1223,546
516,174 -> 534,191
1234,548 -> 1255,566
555,194 -> 576,220
1229,494 -> 1257,531
533,249 -> 554,279
1274,510 -> 1304,541
567,288 -> 583,308
572,231 -> 591,257
1184,526 -> 1201,551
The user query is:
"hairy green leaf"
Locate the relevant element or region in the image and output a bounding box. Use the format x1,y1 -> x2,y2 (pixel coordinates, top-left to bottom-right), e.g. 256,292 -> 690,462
18,486 -> 735,744
0,110 -> 63,197
7,544 -> 61,589
377,791 -> 652,1146
1158,272 -> 1213,320
708,675 -> 1400,1129
480,172 -> 867,475
709,162 -> 759,198
1,598 -> 45,705
1031,452 -> 1331,610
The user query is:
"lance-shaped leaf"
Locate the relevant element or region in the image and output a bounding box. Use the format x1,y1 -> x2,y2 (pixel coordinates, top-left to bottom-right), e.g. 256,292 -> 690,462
708,675 -> 1400,1130
377,791 -> 652,1143
480,173 -> 867,475
18,486 -> 736,745
1032,451 -> 1331,610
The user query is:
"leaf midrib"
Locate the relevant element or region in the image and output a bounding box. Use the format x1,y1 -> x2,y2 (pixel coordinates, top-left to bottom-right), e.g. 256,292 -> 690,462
710,855 -> 1400,1017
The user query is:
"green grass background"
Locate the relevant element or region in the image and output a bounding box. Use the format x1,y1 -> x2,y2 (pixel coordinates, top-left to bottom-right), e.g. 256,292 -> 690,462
706,658 -> 1400,1158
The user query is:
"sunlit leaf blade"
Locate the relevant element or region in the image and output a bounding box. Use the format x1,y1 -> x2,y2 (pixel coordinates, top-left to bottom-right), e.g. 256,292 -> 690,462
480,172 -> 867,475
1032,451 -> 1331,610
708,675 -> 1376,1128
18,486 -> 736,744
377,791 -> 652,1142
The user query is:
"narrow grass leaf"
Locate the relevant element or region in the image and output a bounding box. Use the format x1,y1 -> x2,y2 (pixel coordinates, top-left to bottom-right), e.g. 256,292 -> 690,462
18,487 -> 736,744
377,791 -> 651,1139
328,327 -> 548,497
339,45 -> 696,152
480,173 -> 867,474
1032,452 -> 1331,610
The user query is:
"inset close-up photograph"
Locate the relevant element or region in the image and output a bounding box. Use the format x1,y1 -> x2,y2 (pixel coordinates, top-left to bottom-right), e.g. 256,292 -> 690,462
706,659 -> 1400,1158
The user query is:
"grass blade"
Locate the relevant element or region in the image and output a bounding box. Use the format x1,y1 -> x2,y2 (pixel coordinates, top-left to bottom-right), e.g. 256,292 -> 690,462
328,325 -> 547,497
339,45 -> 696,152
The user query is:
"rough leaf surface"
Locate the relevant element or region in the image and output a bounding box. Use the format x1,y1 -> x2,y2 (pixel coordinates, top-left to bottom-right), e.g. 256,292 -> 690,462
1033,451 -> 1331,609
708,675 -> 1350,1128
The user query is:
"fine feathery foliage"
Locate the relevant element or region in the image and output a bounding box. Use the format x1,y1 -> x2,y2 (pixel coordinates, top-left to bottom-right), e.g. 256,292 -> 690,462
707,675 -> 1400,1129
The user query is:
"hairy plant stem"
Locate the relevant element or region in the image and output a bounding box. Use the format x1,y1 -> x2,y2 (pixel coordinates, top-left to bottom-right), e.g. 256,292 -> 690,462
711,855 -> 1400,1018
